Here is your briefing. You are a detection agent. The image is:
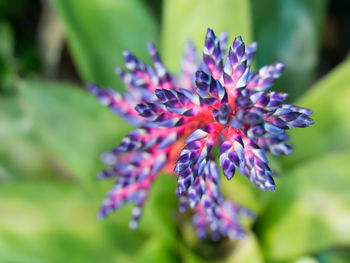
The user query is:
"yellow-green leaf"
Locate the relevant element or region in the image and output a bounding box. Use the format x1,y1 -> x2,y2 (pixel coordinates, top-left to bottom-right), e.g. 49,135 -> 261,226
161,0 -> 252,73
51,0 -> 159,90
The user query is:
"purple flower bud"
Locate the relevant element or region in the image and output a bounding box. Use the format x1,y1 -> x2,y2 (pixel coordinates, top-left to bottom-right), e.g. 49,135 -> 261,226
213,103 -> 232,125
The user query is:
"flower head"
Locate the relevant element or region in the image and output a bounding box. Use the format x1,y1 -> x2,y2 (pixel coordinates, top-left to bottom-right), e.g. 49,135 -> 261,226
89,28 -> 313,240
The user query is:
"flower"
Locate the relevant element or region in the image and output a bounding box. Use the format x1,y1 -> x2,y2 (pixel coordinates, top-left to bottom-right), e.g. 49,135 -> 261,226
89,28 -> 313,240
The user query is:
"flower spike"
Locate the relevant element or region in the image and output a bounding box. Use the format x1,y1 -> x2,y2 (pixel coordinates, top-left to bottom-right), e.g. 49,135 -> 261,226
89,28 -> 313,241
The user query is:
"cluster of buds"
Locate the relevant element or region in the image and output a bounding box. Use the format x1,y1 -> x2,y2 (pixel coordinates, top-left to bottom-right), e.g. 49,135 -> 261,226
89,28 -> 313,240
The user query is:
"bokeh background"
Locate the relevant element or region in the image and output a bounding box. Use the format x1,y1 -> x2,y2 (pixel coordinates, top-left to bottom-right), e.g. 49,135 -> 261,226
1,0 -> 350,262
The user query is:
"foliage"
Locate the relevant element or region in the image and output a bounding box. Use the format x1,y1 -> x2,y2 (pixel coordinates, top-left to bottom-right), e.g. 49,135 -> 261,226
1,0 -> 349,262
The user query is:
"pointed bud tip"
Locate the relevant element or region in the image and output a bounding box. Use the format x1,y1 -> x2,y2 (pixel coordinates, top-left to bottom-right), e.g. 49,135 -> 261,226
122,49 -> 131,57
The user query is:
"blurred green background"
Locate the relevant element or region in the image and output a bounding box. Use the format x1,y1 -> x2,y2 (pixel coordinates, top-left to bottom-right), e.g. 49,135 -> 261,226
1,0 -> 350,262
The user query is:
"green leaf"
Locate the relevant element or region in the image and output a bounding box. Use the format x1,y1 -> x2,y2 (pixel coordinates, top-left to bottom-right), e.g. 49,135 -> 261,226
260,59 -> 350,261
19,79 -> 182,240
180,232 -> 263,263
0,181 -> 149,263
281,58 -> 350,168
141,174 -> 180,243
0,20 -> 17,93
251,0 -> 327,100
51,0 -> 159,90
182,249 -> 226,263
317,248 -> 350,263
226,232 -> 264,263
221,172 -> 275,215
18,79 -> 182,242
0,20 -> 14,60
161,0 -> 252,72
281,256 -> 319,263
21,79 -> 132,184
0,94 -> 57,181
257,151 -> 350,261
134,237 -> 179,263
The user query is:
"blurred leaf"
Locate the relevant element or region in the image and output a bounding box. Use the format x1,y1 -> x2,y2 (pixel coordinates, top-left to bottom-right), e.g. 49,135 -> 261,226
181,244 -> 227,263
141,174 -> 180,244
0,20 -> 14,59
0,20 -> 17,93
257,151 -> 350,260
51,0 -> 159,90
0,134 -> 56,181
227,232 -> 264,263
0,0 -> 31,15
38,1 -> 65,78
19,79 -> 181,243
134,237 -> 179,263
182,250 -> 225,263
21,80 -> 132,184
180,232 -> 263,263
251,0 -> 327,100
0,181 -> 150,263
281,58 -> 350,168
161,0 -> 252,72
143,0 -> 162,24
268,59 -> 350,261
221,172 -> 275,215
286,256 -> 319,263
0,94 -> 57,181
316,247 -> 350,263
220,157 -> 283,226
